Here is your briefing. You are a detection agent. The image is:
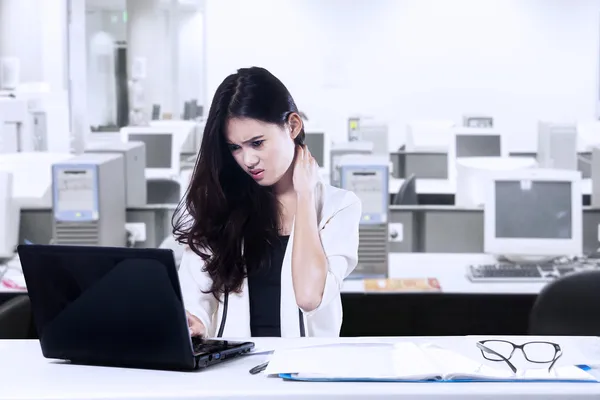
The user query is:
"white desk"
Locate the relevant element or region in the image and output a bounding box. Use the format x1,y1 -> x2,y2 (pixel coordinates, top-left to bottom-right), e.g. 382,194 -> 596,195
0,337 -> 599,400
389,178 -> 592,197
342,253 -> 548,295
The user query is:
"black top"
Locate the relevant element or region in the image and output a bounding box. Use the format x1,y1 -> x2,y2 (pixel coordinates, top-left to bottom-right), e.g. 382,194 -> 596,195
247,235 -> 289,337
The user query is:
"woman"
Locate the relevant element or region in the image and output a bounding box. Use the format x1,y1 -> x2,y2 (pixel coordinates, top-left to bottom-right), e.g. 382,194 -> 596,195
173,66 -> 361,338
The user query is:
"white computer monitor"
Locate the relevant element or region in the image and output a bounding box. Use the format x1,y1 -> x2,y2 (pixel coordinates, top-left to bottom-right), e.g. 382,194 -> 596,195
360,123 -> 389,156
483,168 -> 582,262
304,131 -> 326,168
120,126 -> 182,180
405,120 -> 455,151
149,119 -> 201,156
448,128 -> 505,184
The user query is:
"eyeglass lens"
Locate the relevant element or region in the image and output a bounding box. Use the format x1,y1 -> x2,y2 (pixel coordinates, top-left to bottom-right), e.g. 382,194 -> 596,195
480,341 -> 557,363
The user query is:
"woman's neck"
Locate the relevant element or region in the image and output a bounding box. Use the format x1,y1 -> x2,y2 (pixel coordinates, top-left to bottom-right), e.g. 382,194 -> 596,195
273,164 -> 295,196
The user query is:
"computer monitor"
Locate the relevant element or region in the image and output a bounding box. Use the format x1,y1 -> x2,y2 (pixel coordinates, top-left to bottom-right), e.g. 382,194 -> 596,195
149,120 -> 199,156
121,126 -> 182,180
483,168 -> 582,262
537,121 -> 578,170
329,141 -> 373,187
304,132 -> 325,167
448,128 -> 505,183
405,120 -> 455,151
360,123 -> 389,156
0,170 -> 18,259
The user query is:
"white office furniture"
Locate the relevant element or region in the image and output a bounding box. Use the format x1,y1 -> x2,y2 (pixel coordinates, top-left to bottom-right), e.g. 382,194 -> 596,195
0,337 -> 599,400
0,97 -> 32,152
52,154 -> 126,247
448,127 -> 505,185
85,141 -> 147,208
483,168 -> 583,263
455,157 -> 537,207
121,126 -> 185,181
537,122 -> 578,171
405,120 -> 455,151
0,171 -> 18,259
0,152 -> 73,209
577,121 -> 600,152
339,155 -> 389,278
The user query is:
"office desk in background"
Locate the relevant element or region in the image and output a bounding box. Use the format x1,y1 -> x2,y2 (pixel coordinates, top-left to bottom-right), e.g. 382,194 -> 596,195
341,253 -> 545,337
0,337 -> 599,400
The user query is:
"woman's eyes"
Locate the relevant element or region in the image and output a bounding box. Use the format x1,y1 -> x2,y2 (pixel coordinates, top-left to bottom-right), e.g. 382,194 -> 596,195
228,140 -> 264,152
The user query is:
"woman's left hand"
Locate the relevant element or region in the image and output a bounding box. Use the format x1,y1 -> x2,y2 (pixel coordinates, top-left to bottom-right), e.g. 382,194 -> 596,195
293,145 -> 319,196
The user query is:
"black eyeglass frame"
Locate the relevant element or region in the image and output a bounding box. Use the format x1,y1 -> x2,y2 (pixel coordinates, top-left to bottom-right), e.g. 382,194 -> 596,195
476,340 -> 562,374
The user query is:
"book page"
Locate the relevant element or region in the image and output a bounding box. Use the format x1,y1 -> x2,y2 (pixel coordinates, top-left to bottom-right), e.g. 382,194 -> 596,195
266,342 -> 441,380
422,345 -> 514,381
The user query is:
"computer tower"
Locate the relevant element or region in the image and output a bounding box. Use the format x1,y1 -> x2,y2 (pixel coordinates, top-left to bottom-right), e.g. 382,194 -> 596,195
85,141 -> 146,207
339,155 -> 389,279
52,153 -> 126,247
537,122 -> 578,170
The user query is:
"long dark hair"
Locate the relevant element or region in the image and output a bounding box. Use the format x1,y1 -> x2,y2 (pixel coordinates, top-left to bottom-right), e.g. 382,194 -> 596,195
172,67 -> 305,299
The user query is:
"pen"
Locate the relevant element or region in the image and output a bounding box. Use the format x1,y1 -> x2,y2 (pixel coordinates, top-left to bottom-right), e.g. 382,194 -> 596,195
249,361 -> 269,375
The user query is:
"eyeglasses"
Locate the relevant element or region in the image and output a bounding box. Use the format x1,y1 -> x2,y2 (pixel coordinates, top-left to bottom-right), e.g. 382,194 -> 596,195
476,340 -> 562,373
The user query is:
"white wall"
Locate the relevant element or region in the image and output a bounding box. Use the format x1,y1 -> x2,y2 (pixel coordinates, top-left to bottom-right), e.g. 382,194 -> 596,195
205,0 -> 600,152
0,0 -> 43,82
178,10 -> 204,110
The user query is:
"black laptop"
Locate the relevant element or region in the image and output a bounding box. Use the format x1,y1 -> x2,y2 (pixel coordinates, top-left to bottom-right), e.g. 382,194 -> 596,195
17,244 -> 254,371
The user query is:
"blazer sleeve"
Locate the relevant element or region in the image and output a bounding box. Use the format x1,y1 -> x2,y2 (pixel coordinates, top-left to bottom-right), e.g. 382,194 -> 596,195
178,246 -> 218,336
302,192 -> 362,317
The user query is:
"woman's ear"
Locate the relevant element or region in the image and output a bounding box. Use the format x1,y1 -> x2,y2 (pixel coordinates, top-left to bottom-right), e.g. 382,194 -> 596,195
287,112 -> 303,139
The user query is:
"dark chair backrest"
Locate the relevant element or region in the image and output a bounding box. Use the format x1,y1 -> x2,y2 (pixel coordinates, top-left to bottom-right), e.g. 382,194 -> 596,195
529,270 -> 600,336
0,295 -> 33,339
393,174 -> 418,205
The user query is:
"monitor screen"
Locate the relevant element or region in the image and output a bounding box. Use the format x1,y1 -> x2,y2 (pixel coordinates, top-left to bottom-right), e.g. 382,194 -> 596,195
456,134 -> 501,157
304,133 -> 325,166
495,180 -> 572,239
129,133 -> 172,168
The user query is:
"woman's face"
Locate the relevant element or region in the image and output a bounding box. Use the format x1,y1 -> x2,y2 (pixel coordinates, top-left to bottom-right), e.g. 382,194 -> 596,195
225,117 -> 298,186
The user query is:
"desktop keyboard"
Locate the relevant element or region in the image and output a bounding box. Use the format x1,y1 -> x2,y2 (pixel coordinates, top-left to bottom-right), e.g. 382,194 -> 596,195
467,262 -> 582,283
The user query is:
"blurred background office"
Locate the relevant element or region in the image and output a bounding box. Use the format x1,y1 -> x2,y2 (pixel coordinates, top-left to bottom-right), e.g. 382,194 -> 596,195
3,0 -> 600,338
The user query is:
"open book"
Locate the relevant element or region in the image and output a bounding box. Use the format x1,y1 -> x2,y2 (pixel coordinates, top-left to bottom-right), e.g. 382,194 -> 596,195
264,342 -> 598,382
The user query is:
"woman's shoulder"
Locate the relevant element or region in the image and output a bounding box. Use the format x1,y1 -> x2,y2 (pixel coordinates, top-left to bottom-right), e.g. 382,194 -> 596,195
318,182 -> 361,209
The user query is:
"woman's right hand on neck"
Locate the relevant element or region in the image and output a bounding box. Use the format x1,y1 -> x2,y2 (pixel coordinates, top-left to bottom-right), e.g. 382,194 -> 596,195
186,310 -> 206,337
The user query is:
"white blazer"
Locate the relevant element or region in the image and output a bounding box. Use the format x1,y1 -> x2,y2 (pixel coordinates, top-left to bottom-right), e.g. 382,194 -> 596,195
178,182 -> 362,338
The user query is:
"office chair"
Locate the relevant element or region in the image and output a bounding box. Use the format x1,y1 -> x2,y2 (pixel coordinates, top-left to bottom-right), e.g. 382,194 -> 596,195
0,295 -> 33,339
393,174 -> 418,205
528,270 -> 600,336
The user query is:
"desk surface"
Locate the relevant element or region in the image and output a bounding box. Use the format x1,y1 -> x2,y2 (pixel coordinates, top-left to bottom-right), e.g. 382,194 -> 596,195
390,178 -> 592,196
1,337 -> 599,400
342,253 -> 547,295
